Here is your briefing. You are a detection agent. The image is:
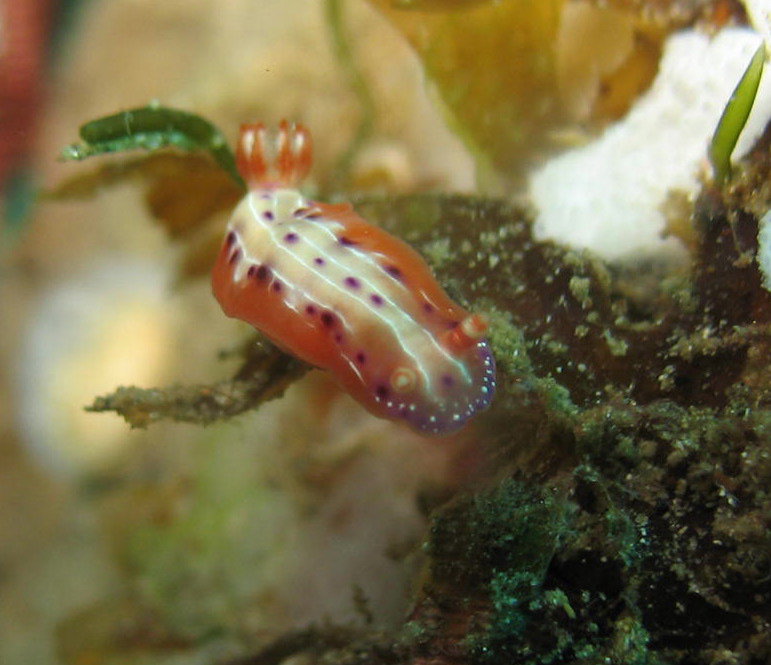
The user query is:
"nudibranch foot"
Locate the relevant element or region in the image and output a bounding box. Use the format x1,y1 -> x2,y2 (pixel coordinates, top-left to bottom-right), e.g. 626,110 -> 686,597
212,120 -> 496,435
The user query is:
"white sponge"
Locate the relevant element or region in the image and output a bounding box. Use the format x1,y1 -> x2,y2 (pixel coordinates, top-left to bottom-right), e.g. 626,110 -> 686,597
529,28 -> 769,260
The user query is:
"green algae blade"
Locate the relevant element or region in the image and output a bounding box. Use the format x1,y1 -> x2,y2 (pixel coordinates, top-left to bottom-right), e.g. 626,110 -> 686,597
709,43 -> 766,184
61,104 -> 244,188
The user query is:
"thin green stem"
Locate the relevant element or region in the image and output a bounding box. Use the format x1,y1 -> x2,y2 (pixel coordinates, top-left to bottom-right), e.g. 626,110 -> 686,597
709,43 -> 766,184
325,0 -> 376,191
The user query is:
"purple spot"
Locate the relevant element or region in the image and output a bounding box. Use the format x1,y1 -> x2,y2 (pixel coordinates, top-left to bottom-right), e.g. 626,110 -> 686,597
344,276 -> 360,289
370,294 -> 384,306
306,304 -> 317,315
228,248 -> 241,264
384,265 -> 402,280
320,311 -> 336,327
284,232 -> 299,244
256,265 -> 270,280
423,302 -> 435,314
441,374 -> 455,387
355,352 -> 366,364
314,257 -> 326,266
334,333 -> 344,343
263,211 -> 274,221
225,231 -> 236,247
306,213 -> 321,220
247,265 -> 257,278
272,281 -> 282,292
294,208 -> 310,217
339,236 -> 356,246
375,385 -> 389,399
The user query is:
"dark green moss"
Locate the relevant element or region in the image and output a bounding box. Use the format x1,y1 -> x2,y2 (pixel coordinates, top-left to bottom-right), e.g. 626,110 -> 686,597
428,480 -> 568,593
423,481 -> 577,665
474,580 -> 664,665
461,476 -> 653,665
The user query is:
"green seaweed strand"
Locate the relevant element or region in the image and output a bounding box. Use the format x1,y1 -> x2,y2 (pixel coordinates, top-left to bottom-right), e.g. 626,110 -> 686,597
61,103 -> 245,188
709,43 -> 766,184
325,0 -> 376,190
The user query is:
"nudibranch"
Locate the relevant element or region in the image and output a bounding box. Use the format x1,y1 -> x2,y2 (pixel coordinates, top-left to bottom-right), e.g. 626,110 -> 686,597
211,121 -> 496,434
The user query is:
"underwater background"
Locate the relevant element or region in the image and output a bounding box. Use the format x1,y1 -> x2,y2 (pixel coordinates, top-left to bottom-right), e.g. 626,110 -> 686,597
1,1 -> 770,664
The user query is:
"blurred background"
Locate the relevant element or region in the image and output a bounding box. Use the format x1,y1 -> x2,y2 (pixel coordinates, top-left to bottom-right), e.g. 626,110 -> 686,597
0,2 -> 477,663
1,1 -> 768,664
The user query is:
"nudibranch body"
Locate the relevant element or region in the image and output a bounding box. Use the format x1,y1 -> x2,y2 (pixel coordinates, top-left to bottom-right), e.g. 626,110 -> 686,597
212,121 -> 495,434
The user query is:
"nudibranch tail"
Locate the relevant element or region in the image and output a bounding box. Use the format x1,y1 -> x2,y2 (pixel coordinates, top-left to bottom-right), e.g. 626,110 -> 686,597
236,119 -> 312,189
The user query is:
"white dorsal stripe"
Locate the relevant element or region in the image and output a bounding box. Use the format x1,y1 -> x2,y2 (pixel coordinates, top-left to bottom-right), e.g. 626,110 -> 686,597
230,190 -> 476,401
